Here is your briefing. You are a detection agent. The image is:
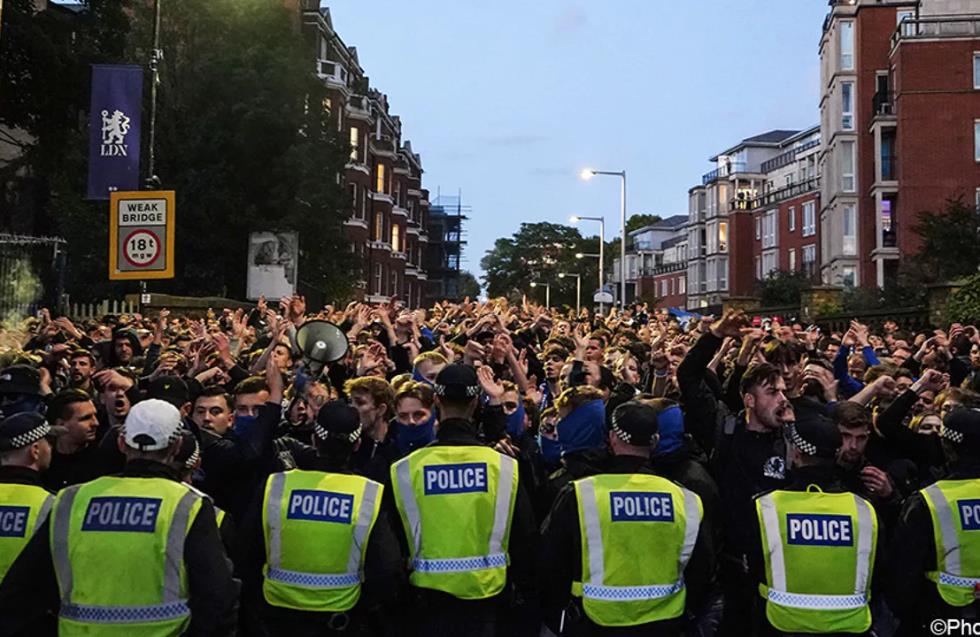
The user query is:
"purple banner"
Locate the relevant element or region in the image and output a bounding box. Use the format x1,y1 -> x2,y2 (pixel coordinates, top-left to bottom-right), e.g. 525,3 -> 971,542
87,64 -> 143,200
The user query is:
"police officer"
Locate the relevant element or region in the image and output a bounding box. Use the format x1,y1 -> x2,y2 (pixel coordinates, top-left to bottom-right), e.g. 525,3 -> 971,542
887,406 -> 980,634
389,363 -> 537,637
239,400 -> 403,636
0,399 -> 238,637
0,413 -> 59,581
539,400 -> 713,636
751,408 -> 878,636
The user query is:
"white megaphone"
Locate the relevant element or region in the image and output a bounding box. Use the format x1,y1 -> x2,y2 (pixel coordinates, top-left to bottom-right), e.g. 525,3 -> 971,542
294,320 -> 349,377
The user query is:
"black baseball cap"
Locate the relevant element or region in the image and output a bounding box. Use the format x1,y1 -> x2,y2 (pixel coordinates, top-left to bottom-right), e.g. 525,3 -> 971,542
610,401 -> 659,447
785,410 -> 841,459
0,365 -> 42,396
315,400 -> 361,443
147,376 -> 190,409
941,407 -> 980,452
434,364 -> 481,401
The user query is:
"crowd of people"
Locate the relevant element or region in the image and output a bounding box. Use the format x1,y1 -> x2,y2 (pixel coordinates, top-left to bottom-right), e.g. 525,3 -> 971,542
0,295 -> 979,636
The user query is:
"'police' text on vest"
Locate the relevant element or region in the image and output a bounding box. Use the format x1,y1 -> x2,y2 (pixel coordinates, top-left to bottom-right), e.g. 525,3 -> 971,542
610,492 -> 675,522
958,499 -> 980,530
786,513 -> 853,546
0,506 -> 29,537
82,496 -> 161,532
423,463 -> 488,495
286,489 -> 354,524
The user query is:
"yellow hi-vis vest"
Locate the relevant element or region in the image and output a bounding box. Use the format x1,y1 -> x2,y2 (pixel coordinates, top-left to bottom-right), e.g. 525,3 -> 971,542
0,482 -> 53,579
262,470 -> 383,612
49,476 -> 203,637
921,479 -> 980,606
390,445 -> 518,600
755,487 -> 877,634
572,473 -> 702,627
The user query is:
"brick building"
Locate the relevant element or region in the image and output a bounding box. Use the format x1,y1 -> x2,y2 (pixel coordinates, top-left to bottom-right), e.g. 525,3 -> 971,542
298,3 -> 430,305
619,215 -> 688,308
820,0 -> 980,288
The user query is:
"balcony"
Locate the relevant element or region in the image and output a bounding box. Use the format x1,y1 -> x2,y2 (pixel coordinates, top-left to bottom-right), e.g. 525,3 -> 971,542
639,261 -> 687,277
316,60 -> 349,91
346,94 -> 371,122
392,251 -> 407,260
369,135 -> 396,158
872,91 -> 895,119
891,15 -> 980,49
392,206 -> 408,218
760,149 -> 797,174
702,161 -> 748,185
368,190 -> 393,205
739,177 -> 821,211
631,239 -> 658,251
881,154 -> 898,182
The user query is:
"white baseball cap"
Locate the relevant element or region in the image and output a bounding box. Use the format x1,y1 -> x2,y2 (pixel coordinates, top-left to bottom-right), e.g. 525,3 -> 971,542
124,399 -> 183,451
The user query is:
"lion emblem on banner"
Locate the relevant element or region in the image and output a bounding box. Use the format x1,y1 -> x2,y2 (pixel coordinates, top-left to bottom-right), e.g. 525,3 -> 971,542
101,109 -> 131,145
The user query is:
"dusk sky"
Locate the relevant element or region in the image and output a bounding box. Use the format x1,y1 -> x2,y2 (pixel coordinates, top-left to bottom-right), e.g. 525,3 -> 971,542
328,1 -> 829,283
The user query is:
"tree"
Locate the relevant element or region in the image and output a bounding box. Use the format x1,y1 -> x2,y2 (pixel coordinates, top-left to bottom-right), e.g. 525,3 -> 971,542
481,222 -> 603,308
457,271 -> 481,299
911,197 -> 980,282
625,213 -> 662,234
948,274 -> 980,324
756,270 -> 812,307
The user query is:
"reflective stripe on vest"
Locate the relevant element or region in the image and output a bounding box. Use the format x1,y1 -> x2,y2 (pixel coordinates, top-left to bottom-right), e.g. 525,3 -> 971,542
755,489 -> 876,634
391,447 -> 517,600
264,472 -> 380,588
51,483 -> 199,625
0,484 -> 53,578
922,480 -> 980,606
577,478 -> 700,603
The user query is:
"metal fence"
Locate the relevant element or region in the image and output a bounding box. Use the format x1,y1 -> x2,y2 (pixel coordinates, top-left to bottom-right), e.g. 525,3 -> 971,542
0,235 -> 66,319
66,299 -> 140,321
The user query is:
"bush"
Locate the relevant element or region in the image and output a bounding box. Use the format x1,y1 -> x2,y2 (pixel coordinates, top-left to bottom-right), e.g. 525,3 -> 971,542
947,274 -> 980,324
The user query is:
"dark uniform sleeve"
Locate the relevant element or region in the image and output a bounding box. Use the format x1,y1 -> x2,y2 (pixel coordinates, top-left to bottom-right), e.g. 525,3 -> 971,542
361,505 -> 406,635
676,333 -> 724,452
885,493 -> 935,620
508,479 -> 538,597
0,518 -> 58,637
684,494 -> 716,613
184,500 -> 240,637
537,484 -> 579,631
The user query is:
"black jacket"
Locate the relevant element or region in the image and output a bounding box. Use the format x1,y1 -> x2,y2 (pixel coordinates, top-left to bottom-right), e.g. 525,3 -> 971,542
236,457 -> 405,636
537,454 -> 714,637
43,436 -> 125,493
0,459 -> 239,637
886,459 -> 980,635
0,465 -> 48,490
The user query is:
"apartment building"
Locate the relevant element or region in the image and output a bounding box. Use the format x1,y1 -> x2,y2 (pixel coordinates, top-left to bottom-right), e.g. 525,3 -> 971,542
621,216 -> 688,307
298,3 -> 429,305
425,195 -> 469,303
747,126 -> 823,283
686,130 -> 800,310
820,0 -> 980,288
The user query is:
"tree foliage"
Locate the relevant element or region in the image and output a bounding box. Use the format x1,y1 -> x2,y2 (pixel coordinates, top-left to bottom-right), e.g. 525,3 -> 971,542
911,197 -> 980,283
948,274 -> 980,324
756,270 -> 812,307
625,213 -> 662,234
481,222 -> 607,308
457,271 -> 481,299
0,0 -> 353,303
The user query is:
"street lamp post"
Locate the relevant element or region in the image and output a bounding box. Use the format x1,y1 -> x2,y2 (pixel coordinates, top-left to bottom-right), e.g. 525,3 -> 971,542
570,215 -> 605,314
530,281 -> 550,309
558,273 -> 581,314
581,169 -> 627,311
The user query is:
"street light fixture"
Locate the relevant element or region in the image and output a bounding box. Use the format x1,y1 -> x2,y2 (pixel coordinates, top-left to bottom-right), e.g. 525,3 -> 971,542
530,281 -> 550,309
558,273 -> 582,314
579,168 -> 627,311
569,215 -> 606,314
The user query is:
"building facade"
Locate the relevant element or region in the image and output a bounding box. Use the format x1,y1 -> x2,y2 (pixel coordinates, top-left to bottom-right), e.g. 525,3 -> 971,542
620,216 -> 688,308
299,3 -> 430,305
820,0 -> 980,288
425,195 -> 469,303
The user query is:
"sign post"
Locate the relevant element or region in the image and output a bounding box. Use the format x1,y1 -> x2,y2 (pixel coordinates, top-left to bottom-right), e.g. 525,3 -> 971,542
109,190 -> 175,281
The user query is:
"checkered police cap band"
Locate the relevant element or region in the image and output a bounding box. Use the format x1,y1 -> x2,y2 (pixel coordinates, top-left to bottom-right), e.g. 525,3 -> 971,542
8,422 -> 50,449
183,439 -> 201,470
313,422 -> 362,444
940,424 -> 966,444
433,384 -> 481,398
785,423 -> 818,456
610,411 -> 633,445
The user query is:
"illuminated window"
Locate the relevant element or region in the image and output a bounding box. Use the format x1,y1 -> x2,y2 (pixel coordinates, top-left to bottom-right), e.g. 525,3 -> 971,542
374,211 -> 384,242
376,163 -> 386,193
350,127 -> 359,161
718,222 -> 728,252
391,224 -> 400,252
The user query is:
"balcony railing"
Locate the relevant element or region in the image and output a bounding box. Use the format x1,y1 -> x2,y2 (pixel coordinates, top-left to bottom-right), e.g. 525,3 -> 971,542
737,177 -> 821,211
760,149 -> 797,174
882,223 -> 898,249
702,161 -> 748,185
891,15 -> 980,48
317,60 -> 348,86
872,91 -> 895,117
639,261 -> 687,277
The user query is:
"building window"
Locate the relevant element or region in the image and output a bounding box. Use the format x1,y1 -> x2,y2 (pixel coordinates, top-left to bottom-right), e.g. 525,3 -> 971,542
788,206 -> 796,232
755,256 -> 762,280
975,121 -> 980,162
842,82 -> 854,130
391,224 -> 400,252
376,163 -> 386,193
840,21 -> 854,71
975,187 -> 980,211
763,211 -> 777,248
718,222 -> 728,252
706,221 -> 718,254
661,279 -> 668,296
802,244 -> 817,277
350,127 -> 359,162
842,266 -> 857,288
390,271 -> 398,297
897,10 -> 914,35
719,257 -> 728,290
755,216 -> 762,240
841,141 -> 856,192
373,263 -> 383,295
679,276 -> 686,294
374,211 -> 384,242
803,201 -> 816,237
789,248 -> 797,271
843,205 -> 857,255
974,53 -> 980,89
349,183 -> 357,215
